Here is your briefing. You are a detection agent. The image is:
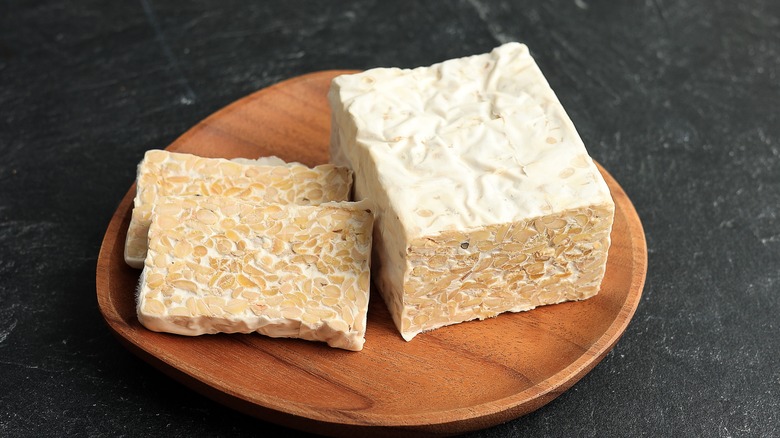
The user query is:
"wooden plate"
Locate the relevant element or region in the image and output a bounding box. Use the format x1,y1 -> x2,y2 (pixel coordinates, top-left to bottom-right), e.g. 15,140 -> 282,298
96,70 -> 647,437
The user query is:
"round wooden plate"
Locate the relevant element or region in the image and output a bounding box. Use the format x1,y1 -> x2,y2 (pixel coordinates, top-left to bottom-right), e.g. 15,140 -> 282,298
96,70 -> 647,437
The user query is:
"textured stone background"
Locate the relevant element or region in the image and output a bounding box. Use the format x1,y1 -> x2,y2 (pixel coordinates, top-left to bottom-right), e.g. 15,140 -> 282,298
1,0 -> 778,436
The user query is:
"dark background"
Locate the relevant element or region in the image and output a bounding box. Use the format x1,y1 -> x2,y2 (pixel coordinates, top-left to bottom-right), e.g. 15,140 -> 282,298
2,0 -> 779,436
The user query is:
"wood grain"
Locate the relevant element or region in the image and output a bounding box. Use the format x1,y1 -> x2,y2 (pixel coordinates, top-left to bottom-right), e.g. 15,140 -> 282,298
96,70 -> 647,437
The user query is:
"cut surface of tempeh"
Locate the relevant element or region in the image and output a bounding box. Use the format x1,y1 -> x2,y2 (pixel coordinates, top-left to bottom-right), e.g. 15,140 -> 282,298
124,150 -> 352,268
329,43 -> 615,340
136,196 -> 373,351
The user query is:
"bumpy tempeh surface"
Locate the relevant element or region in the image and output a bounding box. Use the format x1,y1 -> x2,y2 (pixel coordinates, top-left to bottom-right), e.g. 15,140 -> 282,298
136,196 -> 373,351
329,43 -> 615,340
395,206 -> 613,339
124,150 -> 352,268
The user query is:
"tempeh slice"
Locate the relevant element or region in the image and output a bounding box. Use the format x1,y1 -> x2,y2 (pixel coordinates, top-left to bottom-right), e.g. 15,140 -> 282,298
137,196 -> 373,351
124,150 -> 352,268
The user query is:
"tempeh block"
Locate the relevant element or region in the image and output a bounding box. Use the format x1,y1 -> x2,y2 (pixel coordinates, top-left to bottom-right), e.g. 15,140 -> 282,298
329,43 -> 615,340
136,196 -> 373,351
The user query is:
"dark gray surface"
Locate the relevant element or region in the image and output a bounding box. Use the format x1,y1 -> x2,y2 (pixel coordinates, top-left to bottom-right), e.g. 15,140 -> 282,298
1,0 -> 778,436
